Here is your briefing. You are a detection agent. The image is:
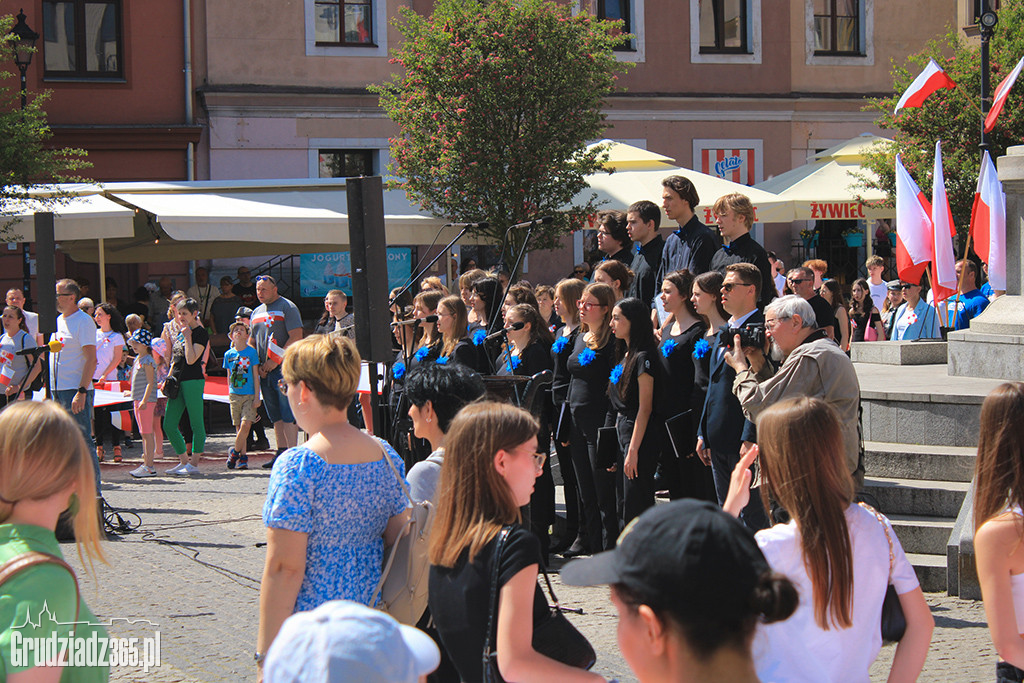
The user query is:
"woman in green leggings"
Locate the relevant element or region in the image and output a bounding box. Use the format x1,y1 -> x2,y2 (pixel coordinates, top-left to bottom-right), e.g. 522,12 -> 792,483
165,298 -> 210,475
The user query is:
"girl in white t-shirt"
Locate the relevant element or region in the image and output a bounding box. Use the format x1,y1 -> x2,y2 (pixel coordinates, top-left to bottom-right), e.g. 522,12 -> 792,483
974,382 -> 1024,682
724,397 -> 933,683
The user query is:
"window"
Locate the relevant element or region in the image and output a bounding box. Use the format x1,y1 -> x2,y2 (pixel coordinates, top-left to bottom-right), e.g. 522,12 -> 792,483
699,0 -> 748,54
319,149 -> 375,178
314,0 -> 374,46
814,0 -> 861,55
42,1 -> 122,78
598,0 -> 633,51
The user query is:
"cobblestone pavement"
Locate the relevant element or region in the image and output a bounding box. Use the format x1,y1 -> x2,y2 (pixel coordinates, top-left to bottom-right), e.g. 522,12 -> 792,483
59,432 -> 998,682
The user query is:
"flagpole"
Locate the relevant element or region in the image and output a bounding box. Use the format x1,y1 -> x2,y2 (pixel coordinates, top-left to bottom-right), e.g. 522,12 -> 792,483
950,230 -> 974,329
924,267 -> 948,329
953,81 -> 986,118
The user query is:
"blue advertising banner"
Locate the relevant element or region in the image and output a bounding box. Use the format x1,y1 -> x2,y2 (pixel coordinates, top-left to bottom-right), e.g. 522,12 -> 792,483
299,248 -> 412,298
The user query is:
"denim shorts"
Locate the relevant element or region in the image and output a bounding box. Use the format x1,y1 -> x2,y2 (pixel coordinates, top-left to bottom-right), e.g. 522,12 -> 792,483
260,366 -> 294,424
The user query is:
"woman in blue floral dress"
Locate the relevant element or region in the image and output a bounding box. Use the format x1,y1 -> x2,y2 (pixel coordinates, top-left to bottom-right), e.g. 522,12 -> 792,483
256,334 -> 410,672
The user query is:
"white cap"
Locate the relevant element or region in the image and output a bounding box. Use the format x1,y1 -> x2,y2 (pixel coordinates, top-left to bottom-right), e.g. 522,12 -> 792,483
264,600 -> 440,683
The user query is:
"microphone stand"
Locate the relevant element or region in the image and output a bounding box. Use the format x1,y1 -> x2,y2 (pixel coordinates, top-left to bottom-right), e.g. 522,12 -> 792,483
388,226 -> 469,308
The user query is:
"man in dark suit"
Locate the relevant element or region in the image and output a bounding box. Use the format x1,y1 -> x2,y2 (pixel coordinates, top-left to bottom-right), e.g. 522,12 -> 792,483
696,262 -> 770,531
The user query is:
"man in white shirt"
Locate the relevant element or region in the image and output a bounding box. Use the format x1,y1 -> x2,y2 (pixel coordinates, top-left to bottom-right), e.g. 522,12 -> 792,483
866,255 -> 888,313
51,278 -> 100,490
186,267 -> 216,326
6,288 -> 40,344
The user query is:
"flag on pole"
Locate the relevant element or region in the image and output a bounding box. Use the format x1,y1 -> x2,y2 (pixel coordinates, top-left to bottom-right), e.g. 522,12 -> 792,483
984,55 -> 1024,133
894,154 -> 932,284
930,142 -> 959,302
267,338 -> 285,365
970,151 -> 1007,290
0,364 -> 13,387
111,410 -> 133,432
894,59 -> 956,114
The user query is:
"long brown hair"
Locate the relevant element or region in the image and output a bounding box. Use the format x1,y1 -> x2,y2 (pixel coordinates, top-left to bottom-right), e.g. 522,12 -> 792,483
438,295 -> 469,357
0,402 -> 106,567
581,282 -> 615,350
507,303 -> 554,349
974,382 -> 1024,531
758,397 -> 855,630
694,271 -> 728,321
428,402 -> 539,568
554,278 -> 585,327
414,290 -> 444,349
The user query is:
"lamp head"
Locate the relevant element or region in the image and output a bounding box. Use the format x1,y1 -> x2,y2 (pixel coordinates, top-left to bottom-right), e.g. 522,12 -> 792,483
11,9 -> 39,69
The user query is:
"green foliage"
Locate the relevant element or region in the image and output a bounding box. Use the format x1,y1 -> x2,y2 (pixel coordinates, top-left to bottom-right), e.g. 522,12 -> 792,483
371,0 -> 631,263
0,14 -> 91,241
860,0 -> 1024,245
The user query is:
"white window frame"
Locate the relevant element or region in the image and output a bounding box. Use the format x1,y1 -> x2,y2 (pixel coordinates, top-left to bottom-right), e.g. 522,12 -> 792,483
304,0 -> 388,58
690,0 -> 762,65
308,139 -> 391,179
805,0 -> 873,66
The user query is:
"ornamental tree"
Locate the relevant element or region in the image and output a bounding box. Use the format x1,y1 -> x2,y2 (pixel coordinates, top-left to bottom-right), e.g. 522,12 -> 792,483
0,14 -> 90,241
860,0 -> 1024,244
372,0 -> 630,264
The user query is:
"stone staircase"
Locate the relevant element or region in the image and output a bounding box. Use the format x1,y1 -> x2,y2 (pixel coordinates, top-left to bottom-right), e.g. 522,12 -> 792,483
855,357 -> 1000,593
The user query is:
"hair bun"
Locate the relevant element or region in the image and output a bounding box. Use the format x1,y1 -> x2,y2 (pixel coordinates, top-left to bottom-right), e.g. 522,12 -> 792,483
751,571 -> 798,624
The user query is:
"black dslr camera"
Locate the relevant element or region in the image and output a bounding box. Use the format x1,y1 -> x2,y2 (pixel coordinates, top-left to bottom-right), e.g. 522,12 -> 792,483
728,323 -> 767,349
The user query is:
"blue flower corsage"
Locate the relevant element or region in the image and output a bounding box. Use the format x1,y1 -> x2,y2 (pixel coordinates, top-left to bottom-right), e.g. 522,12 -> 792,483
660,338 -> 678,358
577,347 -> 596,366
472,328 -> 487,346
609,363 -> 624,384
692,338 -> 711,360
436,355 -> 450,365
507,355 -> 521,373
552,336 -> 569,354
393,361 -> 406,380
414,346 -> 430,362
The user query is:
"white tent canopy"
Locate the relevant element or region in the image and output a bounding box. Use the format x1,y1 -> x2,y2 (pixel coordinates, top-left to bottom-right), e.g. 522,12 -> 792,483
3,185 -> 134,242
755,134 -> 891,221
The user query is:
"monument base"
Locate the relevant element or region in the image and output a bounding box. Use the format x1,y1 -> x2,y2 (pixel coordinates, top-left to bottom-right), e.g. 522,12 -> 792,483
947,295 -> 1024,380
850,340 -> 947,365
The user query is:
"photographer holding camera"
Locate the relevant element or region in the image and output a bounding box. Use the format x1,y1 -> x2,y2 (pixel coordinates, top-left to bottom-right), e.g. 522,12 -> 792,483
724,295 -> 864,489
696,263 -> 770,531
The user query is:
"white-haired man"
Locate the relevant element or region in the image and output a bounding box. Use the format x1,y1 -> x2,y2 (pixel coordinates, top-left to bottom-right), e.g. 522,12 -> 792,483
724,295 -> 862,488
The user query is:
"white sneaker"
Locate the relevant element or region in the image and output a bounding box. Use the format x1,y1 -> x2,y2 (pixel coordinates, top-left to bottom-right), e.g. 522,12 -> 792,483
130,466 -> 156,478
181,463 -> 200,475
166,463 -> 186,475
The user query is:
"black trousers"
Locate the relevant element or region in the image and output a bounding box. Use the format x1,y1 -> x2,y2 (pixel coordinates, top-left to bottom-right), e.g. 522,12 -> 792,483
710,448 -> 770,532
998,662 -> 1024,683
569,406 -> 619,551
615,413 -> 661,527
553,437 -> 580,541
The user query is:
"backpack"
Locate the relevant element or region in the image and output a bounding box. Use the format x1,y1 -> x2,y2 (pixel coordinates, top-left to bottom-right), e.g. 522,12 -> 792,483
369,441 -> 435,626
0,551 -> 80,623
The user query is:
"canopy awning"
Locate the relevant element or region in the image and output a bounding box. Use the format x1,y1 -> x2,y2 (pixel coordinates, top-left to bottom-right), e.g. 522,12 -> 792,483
3,187 -> 134,241
587,139 -> 677,171
755,134 -> 892,221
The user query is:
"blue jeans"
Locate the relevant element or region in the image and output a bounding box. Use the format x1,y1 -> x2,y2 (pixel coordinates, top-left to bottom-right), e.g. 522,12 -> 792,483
260,366 -> 295,425
53,389 -> 101,494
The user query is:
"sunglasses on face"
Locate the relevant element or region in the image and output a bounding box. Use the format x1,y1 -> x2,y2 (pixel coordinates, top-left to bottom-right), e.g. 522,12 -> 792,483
255,276 -> 274,283
721,282 -> 752,292
787,277 -> 811,284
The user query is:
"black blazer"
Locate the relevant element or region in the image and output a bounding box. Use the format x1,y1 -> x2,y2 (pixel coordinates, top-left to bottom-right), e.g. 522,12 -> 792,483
697,310 -> 761,455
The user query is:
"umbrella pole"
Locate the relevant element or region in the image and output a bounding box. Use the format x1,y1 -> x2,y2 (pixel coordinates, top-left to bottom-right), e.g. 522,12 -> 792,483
98,238 -> 106,305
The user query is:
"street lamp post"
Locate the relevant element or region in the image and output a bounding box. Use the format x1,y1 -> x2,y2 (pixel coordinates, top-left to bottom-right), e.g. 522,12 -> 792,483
11,9 -> 39,307
979,3 -> 999,153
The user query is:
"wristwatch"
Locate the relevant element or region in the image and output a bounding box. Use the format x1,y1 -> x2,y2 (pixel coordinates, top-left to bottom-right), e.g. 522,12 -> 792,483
76,387 -> 87,394
254,651 -> 266,664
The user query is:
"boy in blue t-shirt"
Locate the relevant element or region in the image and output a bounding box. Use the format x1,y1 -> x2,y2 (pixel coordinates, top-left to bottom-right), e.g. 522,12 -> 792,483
223,322 -> 261,469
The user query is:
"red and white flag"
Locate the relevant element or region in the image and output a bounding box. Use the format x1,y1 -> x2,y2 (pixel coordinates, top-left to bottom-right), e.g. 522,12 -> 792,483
894,59 -> 956,114
267,339 -> 285,365
0,364 -> 13,387
930,142 -> 959,302
894,154 -> 932,284
984,55 -> 1024,133
111,410 -> 133,432
970,151 -> 1007,290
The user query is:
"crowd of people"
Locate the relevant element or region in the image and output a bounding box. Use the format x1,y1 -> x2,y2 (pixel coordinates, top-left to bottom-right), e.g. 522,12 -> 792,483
0,172 -> 1013,683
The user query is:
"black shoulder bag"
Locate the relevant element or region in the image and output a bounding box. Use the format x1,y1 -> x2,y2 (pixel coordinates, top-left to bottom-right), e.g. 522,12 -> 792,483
483,526 -> 595,682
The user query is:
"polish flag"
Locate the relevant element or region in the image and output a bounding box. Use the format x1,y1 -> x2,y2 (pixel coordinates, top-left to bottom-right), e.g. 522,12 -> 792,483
894,154 -> 932,284
894,59 -> 956,114
111,410 -> 133,432
930,142 -> 959,302
0,364 -> 13,387
267,338 -> 285,365
970,151 -> 1007,290
984,56 -> 1024,133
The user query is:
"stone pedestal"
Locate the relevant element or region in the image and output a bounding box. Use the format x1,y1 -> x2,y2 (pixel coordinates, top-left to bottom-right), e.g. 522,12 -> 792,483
947,144 -> 1024,379
851,340 -> 946,365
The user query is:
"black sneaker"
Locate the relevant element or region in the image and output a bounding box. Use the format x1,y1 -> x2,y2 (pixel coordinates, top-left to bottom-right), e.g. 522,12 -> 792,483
262,449 -> 283,469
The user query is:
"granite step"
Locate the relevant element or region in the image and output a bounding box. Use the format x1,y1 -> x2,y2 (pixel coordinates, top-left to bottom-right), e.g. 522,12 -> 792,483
863,477 -> 970,518
863,442 -> 976,483
885,514 -> 955,556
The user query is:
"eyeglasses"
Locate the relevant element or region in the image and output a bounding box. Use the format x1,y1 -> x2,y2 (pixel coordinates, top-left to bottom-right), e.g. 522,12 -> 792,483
256,276 -> 274,283
596,230 -> 611,236
899,284 -> 918,290
765,316 -> 790,327
56,292 -> 75,298
531,452 -> 547,469
721,282 -> 753,292
577,301 -> 605,310
278,379 -> 290,396
574,269 -> 587,275
787,277 -> 811,284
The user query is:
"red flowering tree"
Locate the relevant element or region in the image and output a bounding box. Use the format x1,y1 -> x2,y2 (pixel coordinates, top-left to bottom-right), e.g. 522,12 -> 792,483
372,0 -> 630,260
860,1 -> 1024,240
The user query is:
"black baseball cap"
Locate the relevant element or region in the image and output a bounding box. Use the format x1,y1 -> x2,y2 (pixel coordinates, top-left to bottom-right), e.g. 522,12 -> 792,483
235,306 -> 253,320
561,500 -> 771,620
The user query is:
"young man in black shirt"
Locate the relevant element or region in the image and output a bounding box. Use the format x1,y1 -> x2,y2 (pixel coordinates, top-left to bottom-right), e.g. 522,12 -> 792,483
594,209 -> 633,266
658,175 -> 719,282
709,193 -> 778,310
625,199 -> 664,308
